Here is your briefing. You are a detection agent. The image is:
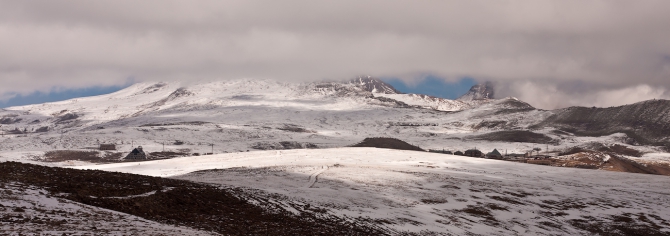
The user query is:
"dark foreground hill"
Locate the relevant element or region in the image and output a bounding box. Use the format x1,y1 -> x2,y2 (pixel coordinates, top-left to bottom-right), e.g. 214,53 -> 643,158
351,137 -> 425,151
0,162 -> 385,235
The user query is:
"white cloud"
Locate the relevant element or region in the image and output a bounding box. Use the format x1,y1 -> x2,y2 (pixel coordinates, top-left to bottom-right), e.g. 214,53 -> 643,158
1,0 -> 669,106
497,81 -> 670,109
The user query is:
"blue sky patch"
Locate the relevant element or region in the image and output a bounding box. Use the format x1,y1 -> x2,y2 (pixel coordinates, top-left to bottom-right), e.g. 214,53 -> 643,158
382,76 -> 477,99
0,85 -> 130,108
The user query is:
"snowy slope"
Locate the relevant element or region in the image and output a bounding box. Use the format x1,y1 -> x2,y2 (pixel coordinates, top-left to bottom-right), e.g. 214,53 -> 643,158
0,182 -> 216,235
75,147 -> 670,235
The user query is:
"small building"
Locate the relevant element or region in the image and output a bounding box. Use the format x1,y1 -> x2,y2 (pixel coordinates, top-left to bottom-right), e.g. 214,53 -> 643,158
464,149 -> 483,158
486,149 -> 503,159
125,146 -> 147,160
454,151 -> 464,156
99,144 -> 116,150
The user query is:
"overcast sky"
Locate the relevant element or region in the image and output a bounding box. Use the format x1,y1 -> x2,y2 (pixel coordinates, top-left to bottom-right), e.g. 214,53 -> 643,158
1,1 -> 669,109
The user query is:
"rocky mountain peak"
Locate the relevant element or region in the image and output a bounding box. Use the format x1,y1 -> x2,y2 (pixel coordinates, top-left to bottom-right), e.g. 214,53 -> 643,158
349,76 -> 401,94
458,82 -> 494,101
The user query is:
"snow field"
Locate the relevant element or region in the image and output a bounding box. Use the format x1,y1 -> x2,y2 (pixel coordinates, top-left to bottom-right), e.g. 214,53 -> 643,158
76,147 -> 670,235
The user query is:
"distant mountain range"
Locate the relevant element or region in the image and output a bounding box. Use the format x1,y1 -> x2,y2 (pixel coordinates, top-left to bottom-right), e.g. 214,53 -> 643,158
0,77 -> 668,155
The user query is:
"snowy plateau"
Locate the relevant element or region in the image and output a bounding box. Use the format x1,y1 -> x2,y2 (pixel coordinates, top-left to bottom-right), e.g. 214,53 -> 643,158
1,77 -> 670,235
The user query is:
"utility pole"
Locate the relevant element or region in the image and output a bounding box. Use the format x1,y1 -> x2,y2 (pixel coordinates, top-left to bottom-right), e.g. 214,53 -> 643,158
163,141 -> 165,152
210,143 -> 214,154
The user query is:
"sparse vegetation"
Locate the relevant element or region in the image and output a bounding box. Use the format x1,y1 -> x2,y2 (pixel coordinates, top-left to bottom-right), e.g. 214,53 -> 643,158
420,198 -> 448,204
251,141 -> 319,150
472,120 -> 507,130
43,150 -> 123,163
140,121 -> 209,127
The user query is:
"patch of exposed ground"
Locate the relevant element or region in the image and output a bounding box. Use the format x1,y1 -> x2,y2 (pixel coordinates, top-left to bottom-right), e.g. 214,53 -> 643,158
42,150 -> 123,163
552,146 -> 670,176
0,182 -> 214,235
468,131 -> 556,144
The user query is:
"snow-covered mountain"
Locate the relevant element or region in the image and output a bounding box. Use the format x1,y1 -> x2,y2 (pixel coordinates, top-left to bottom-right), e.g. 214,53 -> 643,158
0,78 -> 517,153
0,78 -> 503,132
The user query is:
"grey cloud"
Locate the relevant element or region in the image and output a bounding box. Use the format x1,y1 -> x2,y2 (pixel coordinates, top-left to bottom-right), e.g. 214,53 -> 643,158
1,0 -> 669,108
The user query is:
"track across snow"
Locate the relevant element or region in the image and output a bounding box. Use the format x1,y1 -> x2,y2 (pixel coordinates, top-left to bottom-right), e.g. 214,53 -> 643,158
304,165 -> 328,188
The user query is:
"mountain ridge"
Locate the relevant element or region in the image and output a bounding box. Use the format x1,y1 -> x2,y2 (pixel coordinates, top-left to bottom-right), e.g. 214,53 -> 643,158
0,78 -> 668,156
534,99 -> 670,145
